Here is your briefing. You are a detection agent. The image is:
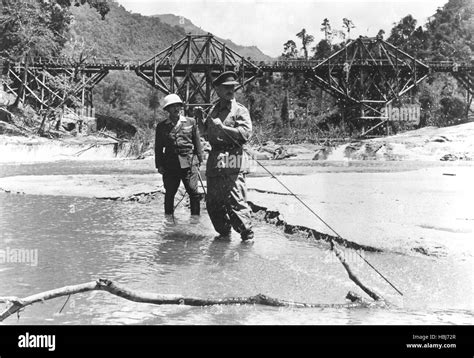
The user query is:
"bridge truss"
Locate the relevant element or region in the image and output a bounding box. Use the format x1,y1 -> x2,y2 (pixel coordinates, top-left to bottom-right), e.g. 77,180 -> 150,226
1,33 -> 472,137
310,37 -> 430,136
1,58 -> 109,118
135,34 -> 260,109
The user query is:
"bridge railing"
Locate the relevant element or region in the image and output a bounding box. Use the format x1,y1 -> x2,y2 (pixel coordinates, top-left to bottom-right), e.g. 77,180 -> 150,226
5,55 -> 472,75
250,58 -> 412,69
249,59 -> 323,68
7,56 -> 472,71
12,57 -> 142,68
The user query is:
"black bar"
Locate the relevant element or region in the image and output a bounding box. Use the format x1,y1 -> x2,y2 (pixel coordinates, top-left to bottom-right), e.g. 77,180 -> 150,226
0,325 -> 472,356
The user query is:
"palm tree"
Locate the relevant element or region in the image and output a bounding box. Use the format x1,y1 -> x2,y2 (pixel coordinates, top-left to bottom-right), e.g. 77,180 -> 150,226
296,28 -> 314,60
342,18 -> 355,40
321,18 -> 332,43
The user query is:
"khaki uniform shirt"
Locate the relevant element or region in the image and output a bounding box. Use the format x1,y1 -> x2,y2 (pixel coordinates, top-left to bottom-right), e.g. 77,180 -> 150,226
155,115 -> 203,172
200,99 -> 252,177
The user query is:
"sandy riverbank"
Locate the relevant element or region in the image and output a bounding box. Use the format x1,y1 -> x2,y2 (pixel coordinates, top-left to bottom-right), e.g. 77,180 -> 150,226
0,134 -> 126,162
247,166 -> 474,258
2,122 -> 474,163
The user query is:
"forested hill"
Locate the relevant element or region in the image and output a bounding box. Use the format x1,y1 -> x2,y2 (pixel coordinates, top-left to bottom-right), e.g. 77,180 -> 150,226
154,14 -> 274,61
65,1 -> 274,145
68,2 -> 273,62
3,0 -> 469,147
386,0 -> 473,61
68,2 -> 186,60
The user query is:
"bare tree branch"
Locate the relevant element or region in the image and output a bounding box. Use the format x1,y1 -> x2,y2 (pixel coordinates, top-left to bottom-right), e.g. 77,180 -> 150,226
0,278 -> 380,322
331,242 -> 385,302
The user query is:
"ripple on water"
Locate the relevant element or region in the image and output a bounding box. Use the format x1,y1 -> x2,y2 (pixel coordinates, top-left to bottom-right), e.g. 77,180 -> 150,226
1,158 -> 473,324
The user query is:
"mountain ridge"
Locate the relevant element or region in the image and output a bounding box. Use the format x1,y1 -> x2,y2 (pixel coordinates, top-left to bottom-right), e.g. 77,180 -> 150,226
152,13 -> 274,61
68,3 -> 273,62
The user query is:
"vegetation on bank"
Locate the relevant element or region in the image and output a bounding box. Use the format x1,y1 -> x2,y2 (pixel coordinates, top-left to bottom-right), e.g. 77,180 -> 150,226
250,0 -> 472,143
1,0 -> 472,153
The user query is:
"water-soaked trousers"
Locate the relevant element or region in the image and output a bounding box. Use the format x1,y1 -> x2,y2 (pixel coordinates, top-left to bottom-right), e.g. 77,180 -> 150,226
163,166 -> 201,215
206,172 -> 253,235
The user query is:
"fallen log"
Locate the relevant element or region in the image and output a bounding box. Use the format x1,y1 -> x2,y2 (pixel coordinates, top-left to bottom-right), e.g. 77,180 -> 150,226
0,278 -> 380,322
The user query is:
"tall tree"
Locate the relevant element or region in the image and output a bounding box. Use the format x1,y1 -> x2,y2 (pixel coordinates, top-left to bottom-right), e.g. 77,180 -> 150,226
387,15 -> 417,46
321,18 -> 332,43
0,1 -> 60,59
296,28 -> 314,60
342,18 -> 355,40
312,39 -> 332,60
282,40 -> 298,59
424,0 -> 473,61
387,15 -> 429,58
0,0 -> 110,60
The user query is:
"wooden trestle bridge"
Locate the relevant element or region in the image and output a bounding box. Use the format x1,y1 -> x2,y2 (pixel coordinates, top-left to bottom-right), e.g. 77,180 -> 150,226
1,34 -> 472,136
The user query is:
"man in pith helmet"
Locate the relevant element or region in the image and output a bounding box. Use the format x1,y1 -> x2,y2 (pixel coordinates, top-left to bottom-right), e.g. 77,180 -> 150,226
155,93 -> 203,216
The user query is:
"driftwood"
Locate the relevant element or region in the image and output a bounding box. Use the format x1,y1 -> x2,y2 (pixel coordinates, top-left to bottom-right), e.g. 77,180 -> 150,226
249,188 -> 294,196
246,201 -> 388,303
330,241 -> 385,303
0,278 -> 379,322
72,144 -> 98,157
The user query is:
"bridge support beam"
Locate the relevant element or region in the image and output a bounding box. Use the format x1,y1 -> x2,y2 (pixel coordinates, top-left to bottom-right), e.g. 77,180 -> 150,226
135,34 -> 260,114
2,59 -> 108,130
310,37 -> 430,137
452,71 -> 473,120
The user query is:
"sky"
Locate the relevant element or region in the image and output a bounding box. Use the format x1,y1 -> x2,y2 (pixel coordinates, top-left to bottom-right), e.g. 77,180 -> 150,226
116,0 -> 448,57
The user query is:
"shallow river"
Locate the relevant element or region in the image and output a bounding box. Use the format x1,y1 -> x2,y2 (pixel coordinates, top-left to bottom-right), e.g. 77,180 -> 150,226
0,159 -> 473,325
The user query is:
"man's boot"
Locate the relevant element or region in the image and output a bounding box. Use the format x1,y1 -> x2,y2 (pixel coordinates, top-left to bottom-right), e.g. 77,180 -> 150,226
240,229 -> 254,241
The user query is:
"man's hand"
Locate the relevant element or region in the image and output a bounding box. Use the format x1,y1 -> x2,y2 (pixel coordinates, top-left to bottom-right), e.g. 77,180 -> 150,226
210,117 -> 223,128
157,166 -> 165,174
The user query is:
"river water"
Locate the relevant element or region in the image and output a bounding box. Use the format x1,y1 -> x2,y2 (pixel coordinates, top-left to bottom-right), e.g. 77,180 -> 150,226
0,159 -> 473,325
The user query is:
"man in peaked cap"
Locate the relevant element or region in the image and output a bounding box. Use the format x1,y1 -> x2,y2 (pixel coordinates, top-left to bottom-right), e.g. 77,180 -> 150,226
197,71 -> 254,241
155,93 -> 203,216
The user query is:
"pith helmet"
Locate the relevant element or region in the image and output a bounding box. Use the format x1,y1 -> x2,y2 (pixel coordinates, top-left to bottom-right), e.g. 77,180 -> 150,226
162,93 -> 183,110
213,71 -> 239,86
